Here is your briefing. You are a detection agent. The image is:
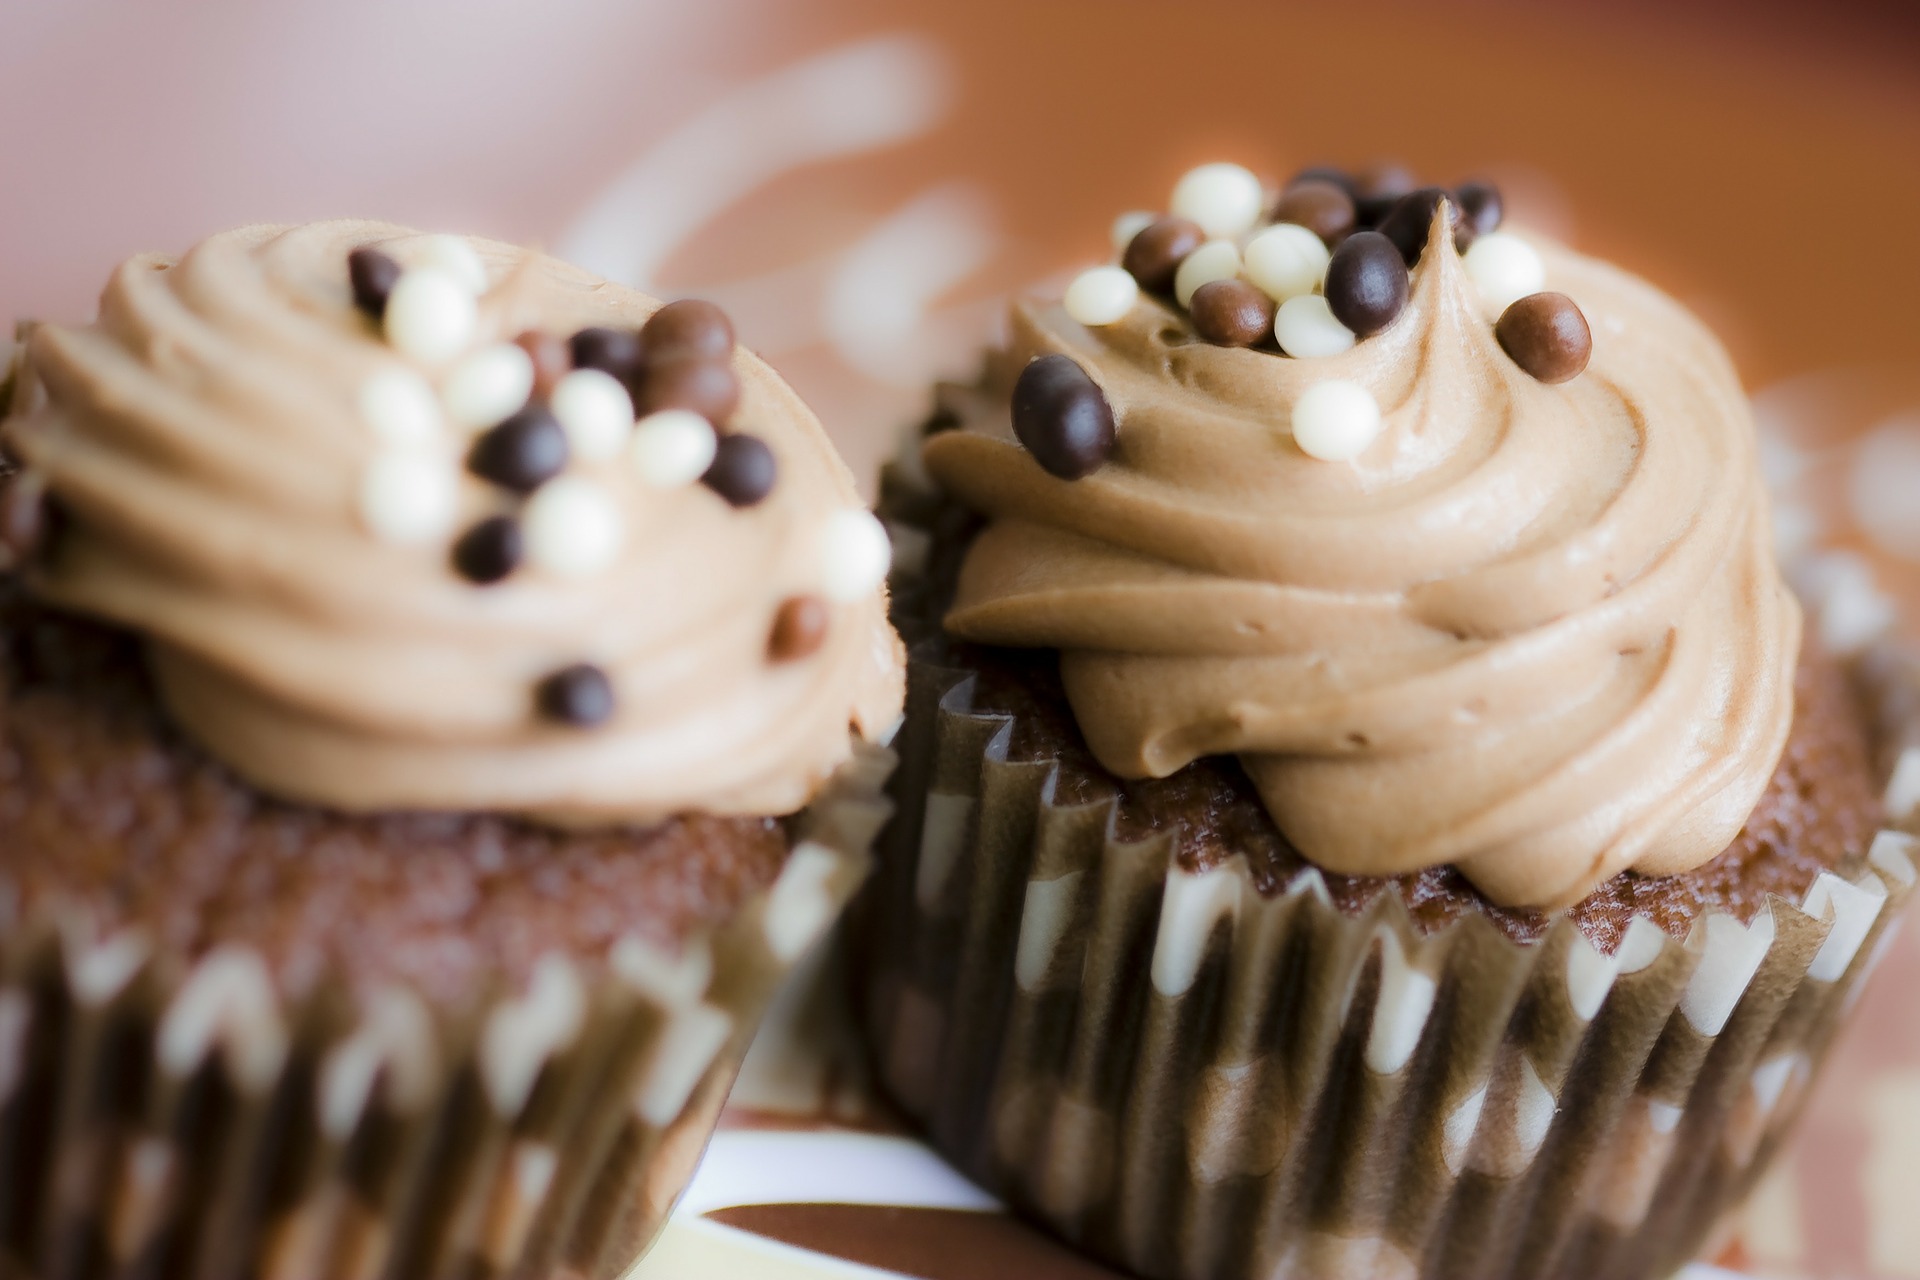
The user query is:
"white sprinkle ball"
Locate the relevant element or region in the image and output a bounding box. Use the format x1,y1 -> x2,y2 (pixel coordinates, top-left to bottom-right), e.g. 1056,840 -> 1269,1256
383,269 -> 478,364
440,343 -> 534,431
1244,223 -> 1332,302
1110,210 -> 1156,252
819,509 -> 892,603
1464,232 -> 1546,313
415,234 -> 489,295
1273,295 -> 1357,358
549,368 -> 636,463
629,410 -> 718,488
1292,380 -> 1383,462
359,451 -> 458,545
1169,163 -> 1264,238
524,477 -> 625,578
1064,266 -> 1140,327
358,367 -> 442,447
1173,240 -> 1242,308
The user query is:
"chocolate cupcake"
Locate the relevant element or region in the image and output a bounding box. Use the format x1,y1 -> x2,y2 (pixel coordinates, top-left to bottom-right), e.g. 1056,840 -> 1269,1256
0,221 -> 903,1279
862,164 -> 1917,1280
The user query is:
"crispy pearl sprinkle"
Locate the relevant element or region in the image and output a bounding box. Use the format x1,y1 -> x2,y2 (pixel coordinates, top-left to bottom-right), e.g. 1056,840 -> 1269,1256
360,452 -> 457,545
537,663 -> 615,726
1464,231 -> 1546,313
524,477 -> 624,577
1064,266 -> 1140,327
1243,223 -> 1330,302
415,234 -> 489,295
348,248 -> 403,318
769,595 -> 831,661
1324,231 -> 1411,337
452,515 -> 523,585
441,343 -> 535,431
383,268 -> 478,363
1274,295 -> 1356,358
1170,162 -> 1265,238
1123,217 -> 1206,295
819,509 -> 892,603
1190,279 -> 1275,347
1173,239 -> 1242,309
1496,292 -> 1593,384
359,367 -> 443,448
641,299 -> 735,361
549,367 -> 636,463
631,410 -> 718,488
468,405 -> 570,493
1292,380 -> 1383,461
1012,355 -> 1116,480
702,432 -> 778,507
1110,210 -> 1156,252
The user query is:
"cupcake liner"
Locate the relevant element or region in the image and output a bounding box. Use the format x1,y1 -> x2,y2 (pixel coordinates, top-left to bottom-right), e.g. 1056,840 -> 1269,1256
858,644 -> 1917,1280
0,740 -> 892,1280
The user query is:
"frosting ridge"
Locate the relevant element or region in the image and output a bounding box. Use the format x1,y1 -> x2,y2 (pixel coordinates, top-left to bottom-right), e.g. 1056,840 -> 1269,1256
5,220 -> 903,824
925,219 -> 1798,907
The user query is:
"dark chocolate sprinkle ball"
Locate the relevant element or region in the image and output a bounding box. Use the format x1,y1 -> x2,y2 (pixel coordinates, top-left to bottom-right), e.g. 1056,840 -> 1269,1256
1285,165 -> 1357,199
1353,162 -> 1417,226
1496,292 -> 1594,384
637,354 -> 741,423
451,515 -> 523,585
701,432 -> 778,507
1455,181 -> 1505,244
1377,187 -> 1458,266
1190,279 -> 1276,348
515,330 -> 573,397
1324,232 -> 1411,338
1271,179 -> 1357,245
641,299 -> 735,362
468,405 -> 570,493
569,326 -> 645,380
347,248 -> 403,319
537,663 -> 615,727
1011,355 -> 1116,481
769,595 -> 830,661
1122,217 -> 1206,295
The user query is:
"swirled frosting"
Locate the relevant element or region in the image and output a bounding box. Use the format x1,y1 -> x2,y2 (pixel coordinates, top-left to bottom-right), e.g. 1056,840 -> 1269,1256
925,220 -> 1798,908
4,220 -> 903,824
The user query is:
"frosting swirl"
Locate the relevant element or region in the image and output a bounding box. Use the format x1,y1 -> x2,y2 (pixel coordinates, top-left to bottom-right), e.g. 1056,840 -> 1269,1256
4,221 -> 903,824
925,221 -> 1798,908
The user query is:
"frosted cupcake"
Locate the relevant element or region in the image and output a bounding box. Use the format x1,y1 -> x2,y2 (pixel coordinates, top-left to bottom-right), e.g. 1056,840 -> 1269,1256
0,221 -> 902,1279
863,163 -> 1916,1280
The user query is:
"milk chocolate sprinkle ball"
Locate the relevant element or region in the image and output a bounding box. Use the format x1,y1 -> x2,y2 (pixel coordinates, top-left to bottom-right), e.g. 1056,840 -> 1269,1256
1455,181 -> 1505,242
1324,232 -> 1410,337
641,299 -> 735,362
569,326 -> 644,381
1377,187 -> 1457,266
1122,217 -> 1206,295
451,515 -> 522,584
468,405 -> 570,493
1286,165 -> 1358,199
1012,355 -> 1116,480
1496,292 -> 1593,384
1271,180 -> 1357,245
702,432 -> 778,507
1190,279 -> 1276,348
769,595 -> 831,661
347,248 -> 403,318
638,354 -> 741,423
537,663 -> 615,727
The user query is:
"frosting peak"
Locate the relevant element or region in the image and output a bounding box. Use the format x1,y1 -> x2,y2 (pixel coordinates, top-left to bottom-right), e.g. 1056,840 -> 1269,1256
926,214 -> 1798,908
4,221 -> 904,824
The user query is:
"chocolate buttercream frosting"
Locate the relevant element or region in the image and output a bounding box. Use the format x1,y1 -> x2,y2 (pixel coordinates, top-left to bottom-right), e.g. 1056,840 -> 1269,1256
925,214 -> 1798,907
2,221 -> 904,824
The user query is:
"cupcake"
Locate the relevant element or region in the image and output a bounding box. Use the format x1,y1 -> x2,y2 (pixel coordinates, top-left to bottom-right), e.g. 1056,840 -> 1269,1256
862,163 -> 1917,1280
0,221 -> 903,1279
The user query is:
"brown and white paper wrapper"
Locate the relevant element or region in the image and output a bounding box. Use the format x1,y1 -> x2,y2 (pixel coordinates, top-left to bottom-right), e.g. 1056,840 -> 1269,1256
858,643 -> 1917,1280
0,741 -> 892,1280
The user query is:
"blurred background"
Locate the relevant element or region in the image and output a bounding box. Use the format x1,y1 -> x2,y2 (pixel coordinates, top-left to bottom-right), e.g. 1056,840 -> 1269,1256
4,2 -> 1920,1276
